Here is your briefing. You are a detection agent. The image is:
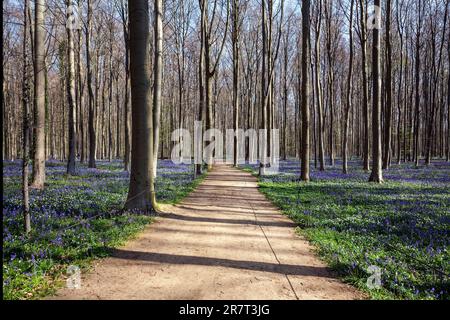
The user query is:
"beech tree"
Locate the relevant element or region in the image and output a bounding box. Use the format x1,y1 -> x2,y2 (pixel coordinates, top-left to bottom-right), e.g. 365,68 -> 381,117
125,0 -> 157,211
22,0 -> 32,233
199,0 -> 229,170
66,0 -> 77,175
31,0 -> 46,189
152,0 -> 163,179
312,0 -> 325,171
86,0 -> 96,168
342,0 -> 354,174
357,0 -> 370,171
383,0 -> 393,170
232,0 -> 240,167
300,0 -> 310,182
117,0 -> 131,171
369,0 -> 383,183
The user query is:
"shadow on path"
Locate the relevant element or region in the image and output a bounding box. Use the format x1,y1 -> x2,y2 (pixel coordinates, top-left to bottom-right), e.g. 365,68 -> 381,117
160,212 -> 297,228
111,249 -> 332,277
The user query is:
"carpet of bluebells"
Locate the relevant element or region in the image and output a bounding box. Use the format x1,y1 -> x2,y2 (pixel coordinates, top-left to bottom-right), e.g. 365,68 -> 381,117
3,159 -> 202,300
243,160 -> 450,300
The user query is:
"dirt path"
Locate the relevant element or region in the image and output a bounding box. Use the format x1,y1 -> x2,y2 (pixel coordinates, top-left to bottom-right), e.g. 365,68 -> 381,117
50,164 -> 364,300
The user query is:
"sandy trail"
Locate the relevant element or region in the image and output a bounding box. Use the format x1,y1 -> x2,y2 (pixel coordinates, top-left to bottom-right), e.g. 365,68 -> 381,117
49,164 -> 364,300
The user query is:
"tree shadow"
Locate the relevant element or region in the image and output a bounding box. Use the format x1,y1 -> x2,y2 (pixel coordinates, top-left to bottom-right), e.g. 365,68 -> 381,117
160,212 -> 297,228
186,194 -> 267,203
175,205 -> 280,217
111,248 -> 333,277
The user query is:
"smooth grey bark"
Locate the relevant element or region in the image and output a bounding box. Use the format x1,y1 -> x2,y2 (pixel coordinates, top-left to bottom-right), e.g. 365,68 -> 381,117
313,0 -> 325,171
413,0 -> 423,167
125,0 -> 156,212
396,0 -> 404,165
324,1 -> 335,167
232,0 -> 240,167
282,27 -> 289,160
119,0 -> 131,171
383,0 -> 392,169
152,0 -> 163,179
22,0 -> 32,233
86,0 -> 96,168
447,30 -> 450,161
369,0 -> 383,183
115,73 -> 121,159
108,25 -> 113,162
343,0 -> 354,174
31,0 -> 46,188
66,0 -> 77,175
259,0 -> 268,176
300,0 -> 311,181
76,4 -> 85,164
358,0 -> 370,170
196,2 -> 205,176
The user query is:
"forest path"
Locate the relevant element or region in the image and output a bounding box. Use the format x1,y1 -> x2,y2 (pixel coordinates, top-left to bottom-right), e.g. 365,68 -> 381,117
49,164 -> 364,300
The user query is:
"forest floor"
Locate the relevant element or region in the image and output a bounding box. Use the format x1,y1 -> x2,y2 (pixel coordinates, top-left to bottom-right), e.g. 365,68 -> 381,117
48,164 -> 363,300
3,160 -> 204,299
243,160 -> 450,300
4,160 -> 448,300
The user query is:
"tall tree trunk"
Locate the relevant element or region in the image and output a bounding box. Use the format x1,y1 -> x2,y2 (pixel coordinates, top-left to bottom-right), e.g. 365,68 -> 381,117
204,1 -> 214,170
125,0 -> 156,212
31,0 -> 46,188
369,0 -> 383,183
259,0 -> 268,176
22,0 -> 32,234
300,0 -> 311,181
266,0 -> 273,169
358,0 -> 369,170
205,64 -> 214,169
87,0 -> 96,168
447,37 -> 450,161
101,69 -> 106,159
312,64 -> 317,169
383,0 -> 392,169
282,30 -> 288,161
77,24 -> 85,164
343,0 -> 354,174
314,0 -> 325,171
152,0 -> 163,179
59,43 -> 67,161
232,0 -> 240,167
396,1 -> 404,165
119,0 -> 131,171
108,28 -> 113,162
413,0 -> 423,167
324,1 -> 335,167
66,0 -> 77,175
196,0 -> 206,176
115,74 -> 121,159
327,73 -> 334,166
295,47 -> 301,159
